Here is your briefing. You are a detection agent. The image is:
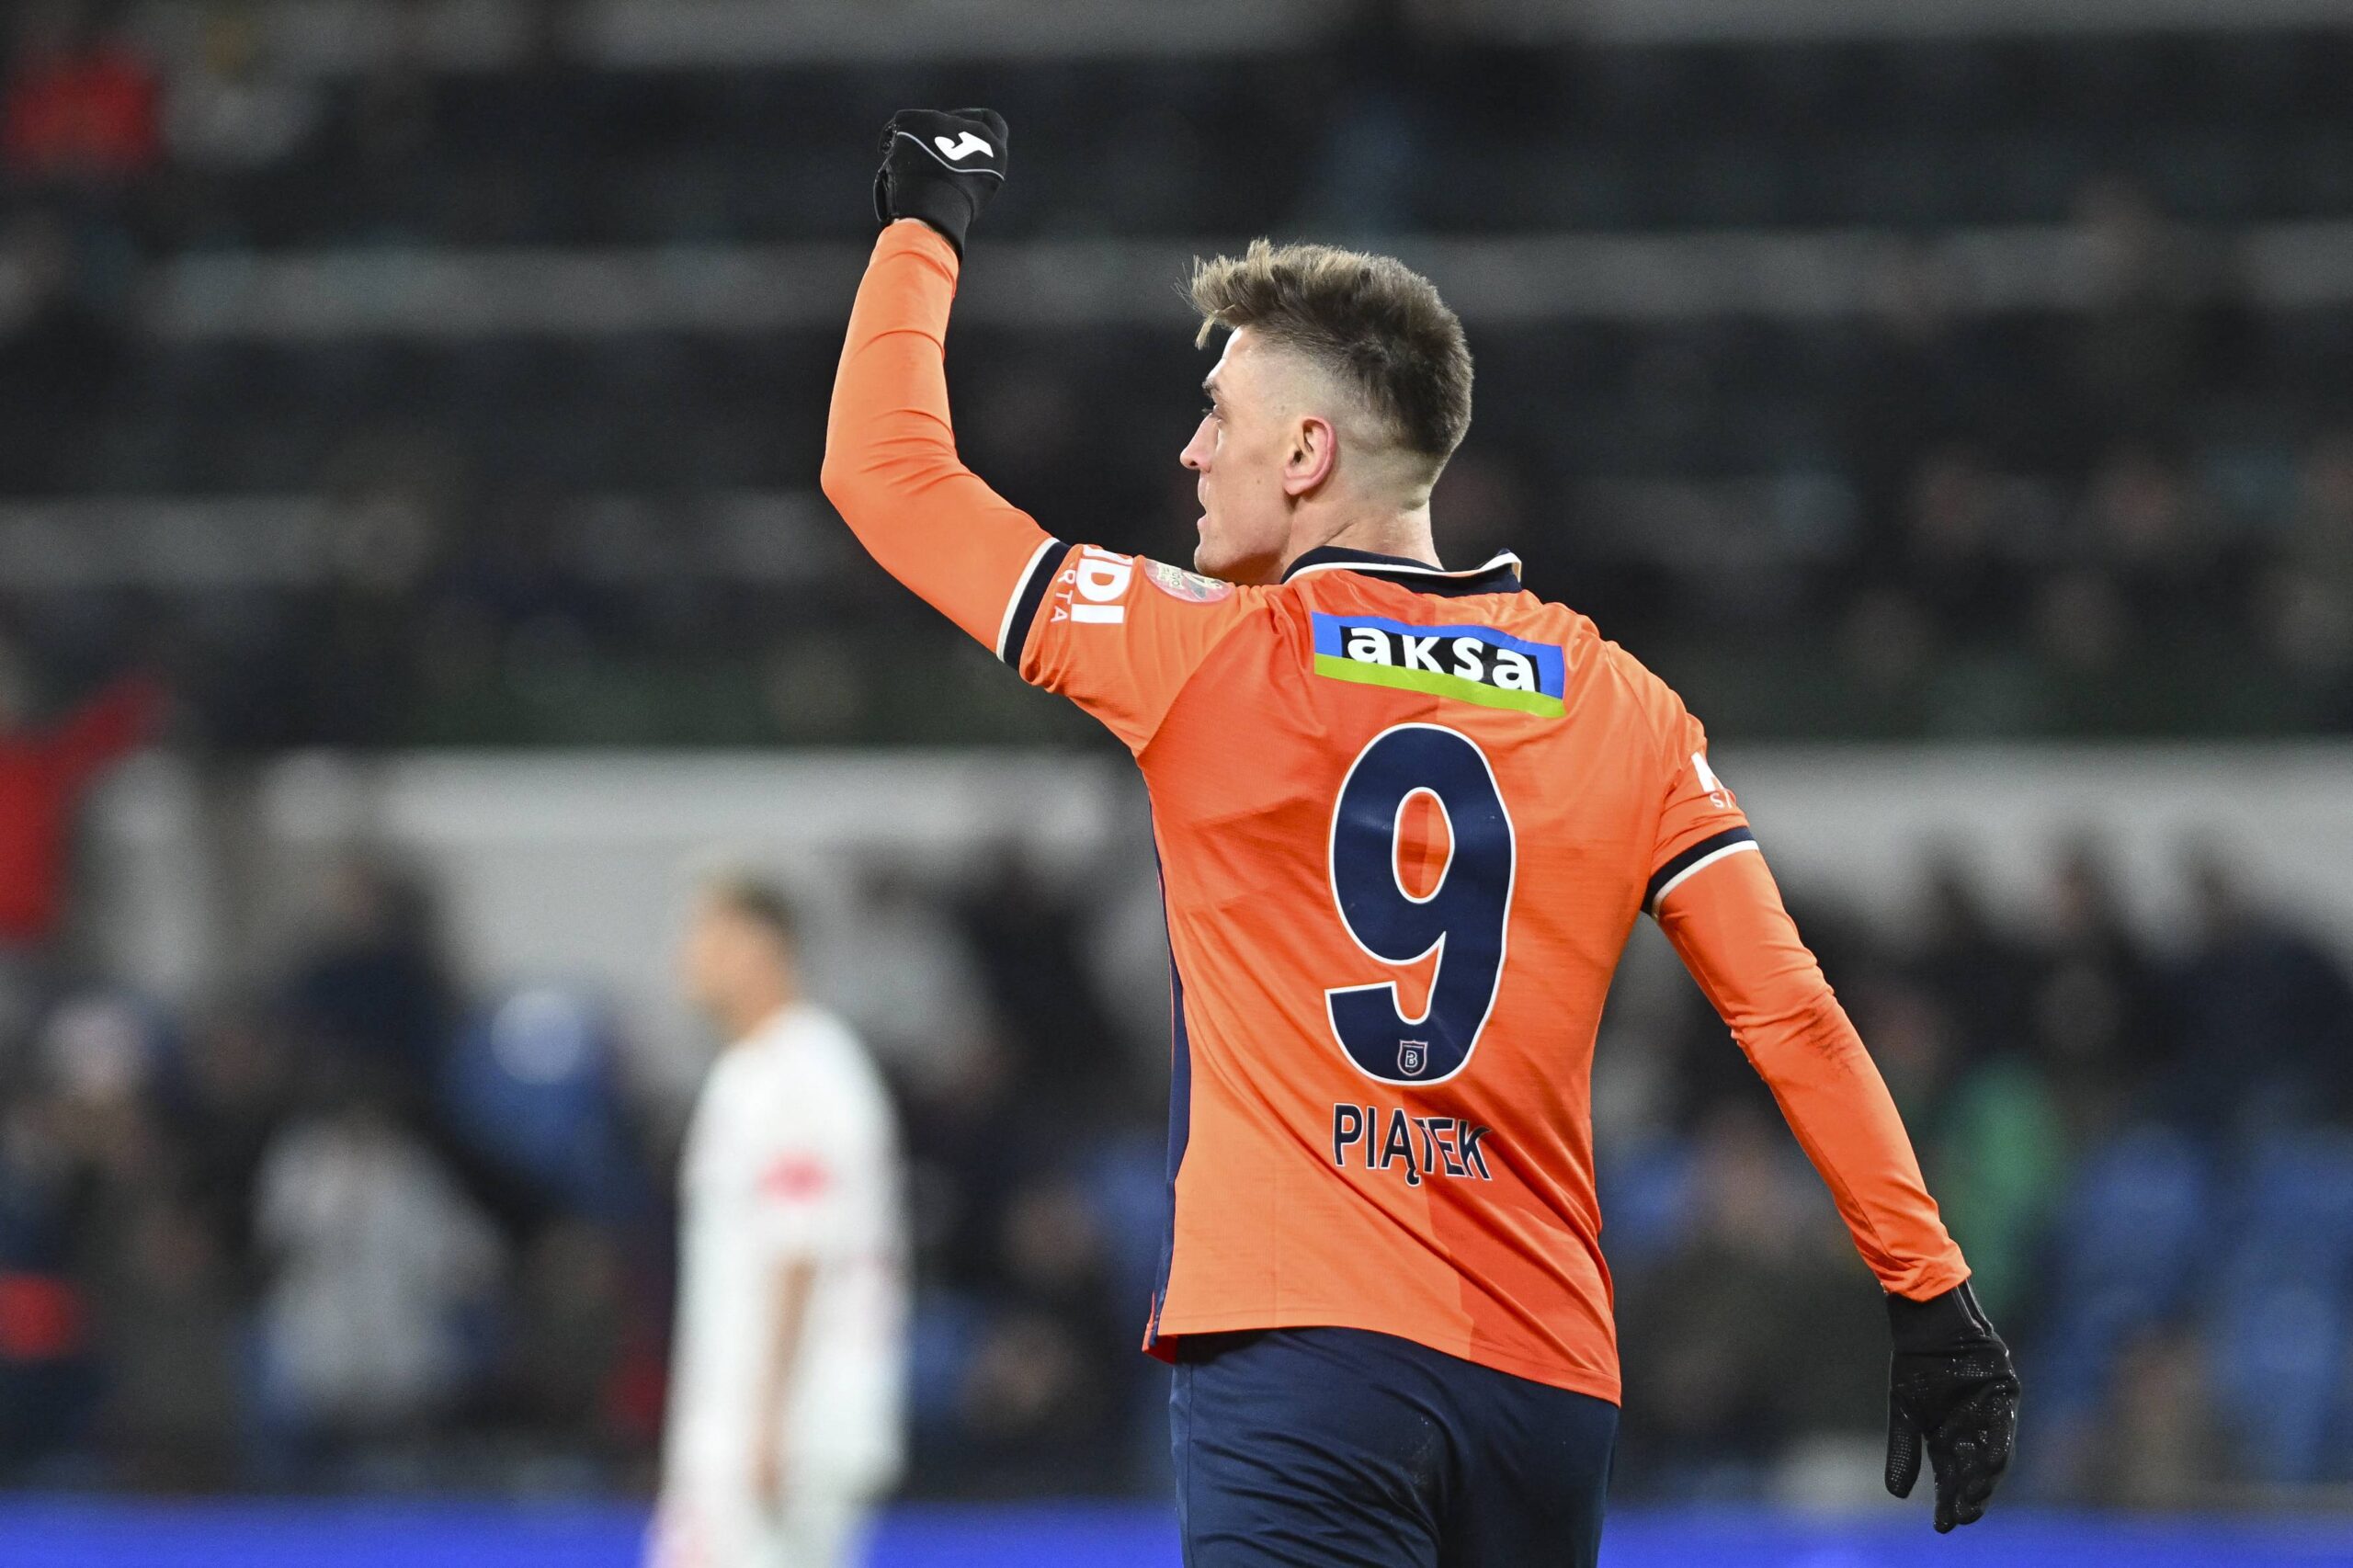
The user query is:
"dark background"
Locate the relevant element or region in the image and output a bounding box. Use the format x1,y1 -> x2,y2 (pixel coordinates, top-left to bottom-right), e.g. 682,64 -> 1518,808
1,0 -> 2350,1528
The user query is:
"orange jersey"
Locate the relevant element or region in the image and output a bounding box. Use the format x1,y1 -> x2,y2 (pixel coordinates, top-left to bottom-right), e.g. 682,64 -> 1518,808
824,222 -> 1969,1404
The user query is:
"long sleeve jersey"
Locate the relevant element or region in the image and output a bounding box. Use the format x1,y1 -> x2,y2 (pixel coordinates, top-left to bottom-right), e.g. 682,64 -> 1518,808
823,221 -> 1966,1401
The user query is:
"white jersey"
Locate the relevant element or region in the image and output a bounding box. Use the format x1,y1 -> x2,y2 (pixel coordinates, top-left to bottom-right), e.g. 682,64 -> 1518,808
661,1002 -> 908,1510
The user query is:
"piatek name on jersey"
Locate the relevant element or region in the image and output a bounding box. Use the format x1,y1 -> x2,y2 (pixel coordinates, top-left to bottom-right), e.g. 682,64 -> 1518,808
1333,1103 -> 1495,1188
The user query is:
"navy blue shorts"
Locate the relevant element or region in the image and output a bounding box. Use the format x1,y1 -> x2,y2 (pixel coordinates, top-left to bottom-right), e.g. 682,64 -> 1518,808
1170,1327 -> 1618,1568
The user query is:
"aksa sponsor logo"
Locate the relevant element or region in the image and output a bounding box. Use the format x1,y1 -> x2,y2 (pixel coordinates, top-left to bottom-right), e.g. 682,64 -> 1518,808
1310,613 -> 1565,717
1144,559 -> 1234,604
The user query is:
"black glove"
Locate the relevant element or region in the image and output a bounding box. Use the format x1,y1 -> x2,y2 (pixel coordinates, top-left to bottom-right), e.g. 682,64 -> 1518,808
1884,1281 -> 2020,1532
871,108 -> 1008,257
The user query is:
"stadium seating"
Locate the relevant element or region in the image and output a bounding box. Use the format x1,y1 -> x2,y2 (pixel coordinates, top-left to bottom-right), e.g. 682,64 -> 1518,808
2034,1127 -> 2213,1413
144,40 -> 2353,248
439,986 -> 646,1222
6,26 -> 2353,744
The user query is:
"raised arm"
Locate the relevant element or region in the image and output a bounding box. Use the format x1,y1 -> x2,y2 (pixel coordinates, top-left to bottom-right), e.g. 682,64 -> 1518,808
820,112 -> 1067,658
821,111 -> 1260,752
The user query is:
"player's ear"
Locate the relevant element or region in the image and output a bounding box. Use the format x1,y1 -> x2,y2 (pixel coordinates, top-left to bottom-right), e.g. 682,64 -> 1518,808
1282,414 -> 1337,497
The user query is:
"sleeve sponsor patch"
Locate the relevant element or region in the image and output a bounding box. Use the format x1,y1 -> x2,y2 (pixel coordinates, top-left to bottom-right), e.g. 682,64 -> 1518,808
1144,559 -> 1235,604
1310,613 -> 1564,717
1051,544 -> 1133,626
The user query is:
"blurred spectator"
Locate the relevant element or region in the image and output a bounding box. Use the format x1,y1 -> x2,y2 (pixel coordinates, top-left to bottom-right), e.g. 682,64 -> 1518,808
0,658 -> 160,1004
2076,445 -> 2222,633
281,857 -> 454,1084
900,1034 -> 1039,1295
2264,429 -> 2353,714
168,1004 -> 286,1260
953,1309 -> 1114,1494
2164,850 -> 2353,1134
276,861 -> 585,1246
253,1079 -> 502,1446
0,1090 -> 97,1475
161,4 -> 319,175
1293,0 -> 1438,237
1,1 -> 161,191
1906,858 -> 2037,1068
2285,430 -> 2353,593
957,1177 -> 1130,1491
1891,448 -> 2045,644
341,0 -> 438,235
2072,1325 -> 2228,1508
2030,568 -> 2134,692
506,1218 -> 631,1443
441,986 -> 645,1228
1922,1056 -> 2064,1325
2032,845 -> 2171,1134
1836,586 -> 1938,713
1614,1106 -> 1878,1492
90,1192 -> 239,1490
2066,177 -> 2221,444
823,864 -> 995,1096
5,991 -> 169,1477
0,210 -> 130,492
1848,244 -> 1982,528
953,851 -> 1138,1119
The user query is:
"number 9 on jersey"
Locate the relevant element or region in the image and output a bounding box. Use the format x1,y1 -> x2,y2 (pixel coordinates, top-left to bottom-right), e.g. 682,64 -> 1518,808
1324,723 -> 1517,1086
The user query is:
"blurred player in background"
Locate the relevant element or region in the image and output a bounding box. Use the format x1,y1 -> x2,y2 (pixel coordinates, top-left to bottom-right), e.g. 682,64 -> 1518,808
824,111 -> 2019,1566
651,876 -> 907,1568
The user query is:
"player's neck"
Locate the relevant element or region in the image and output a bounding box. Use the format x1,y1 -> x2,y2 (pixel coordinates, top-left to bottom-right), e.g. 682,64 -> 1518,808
722,983 -> 799,1047
1292,505 -> 1442,574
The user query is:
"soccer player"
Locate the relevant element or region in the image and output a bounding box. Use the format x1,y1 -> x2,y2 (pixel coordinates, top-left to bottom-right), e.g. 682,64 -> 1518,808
652,877 -> 907,1568
824,110 -> 2019,1564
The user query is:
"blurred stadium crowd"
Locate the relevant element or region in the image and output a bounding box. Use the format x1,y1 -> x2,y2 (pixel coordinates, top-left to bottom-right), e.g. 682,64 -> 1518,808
6,830 -> 2353,1504
0,4 -> 2350,744
2,0 -> 2352,1520
0,846 -> 1186,1499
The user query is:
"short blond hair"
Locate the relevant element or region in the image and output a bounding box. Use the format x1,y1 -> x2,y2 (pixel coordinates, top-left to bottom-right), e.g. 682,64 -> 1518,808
1188,239 -> 1472,469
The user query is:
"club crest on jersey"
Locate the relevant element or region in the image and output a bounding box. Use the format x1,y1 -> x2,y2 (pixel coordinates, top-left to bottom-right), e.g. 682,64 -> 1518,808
1398,1040 -> 1427,1076
1310,613 -> 1565,717
1144,559 -> 1234,604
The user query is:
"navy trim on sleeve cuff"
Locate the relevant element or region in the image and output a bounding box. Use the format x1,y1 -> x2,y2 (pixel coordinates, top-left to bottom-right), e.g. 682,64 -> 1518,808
1643,826 -> 1758,915
997,538 -> 1068,671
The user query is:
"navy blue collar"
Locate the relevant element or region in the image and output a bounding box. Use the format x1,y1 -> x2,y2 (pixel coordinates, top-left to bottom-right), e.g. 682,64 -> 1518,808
1280,546 -> 1524,598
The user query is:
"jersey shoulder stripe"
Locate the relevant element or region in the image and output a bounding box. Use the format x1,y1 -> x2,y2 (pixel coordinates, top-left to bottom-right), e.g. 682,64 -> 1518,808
1646,826 -> 1759,914
997,537 -> 1070,667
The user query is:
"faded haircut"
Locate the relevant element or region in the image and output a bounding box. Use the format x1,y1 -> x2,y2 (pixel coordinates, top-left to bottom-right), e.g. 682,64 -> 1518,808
1188,239 -> 1473,470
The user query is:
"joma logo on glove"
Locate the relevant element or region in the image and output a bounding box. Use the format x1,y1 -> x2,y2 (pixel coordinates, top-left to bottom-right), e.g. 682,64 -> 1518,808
934,132 -> 992,162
